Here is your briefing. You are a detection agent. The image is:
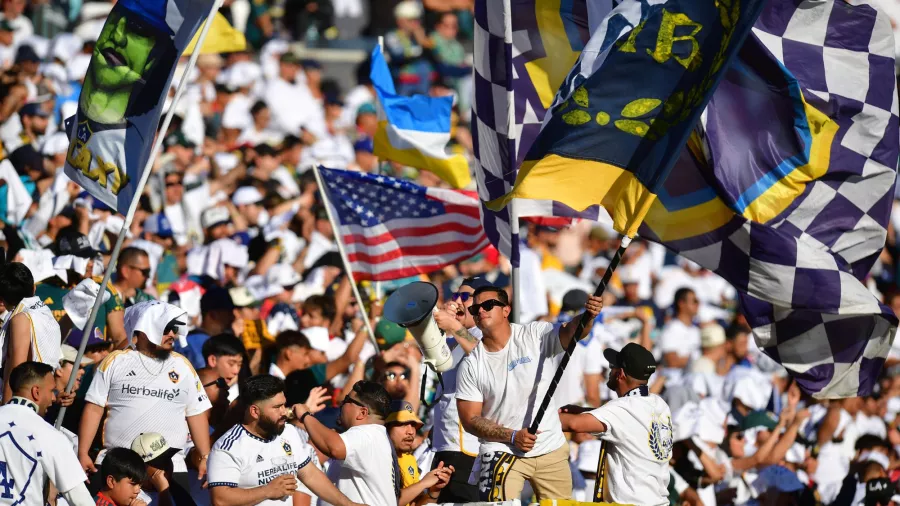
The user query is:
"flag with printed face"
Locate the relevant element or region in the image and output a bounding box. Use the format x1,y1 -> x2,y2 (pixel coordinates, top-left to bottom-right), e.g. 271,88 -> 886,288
370,46 -> 472,189
639,1 -> 899,398
63,0 -> 216,215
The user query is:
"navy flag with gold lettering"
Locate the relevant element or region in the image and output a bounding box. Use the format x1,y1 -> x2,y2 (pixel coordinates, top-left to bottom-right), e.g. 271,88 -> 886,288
486,0 -> 766,238
63,0 -> 215,214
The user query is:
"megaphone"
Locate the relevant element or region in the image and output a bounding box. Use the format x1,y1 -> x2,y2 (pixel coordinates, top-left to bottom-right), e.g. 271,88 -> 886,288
383,281 -> 453,372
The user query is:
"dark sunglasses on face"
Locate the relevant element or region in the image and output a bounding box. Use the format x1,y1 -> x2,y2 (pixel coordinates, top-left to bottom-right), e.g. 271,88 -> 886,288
451,292 -> 472,302
129,265 -> 151,278
341,396 -> 367,410
165,180 -> 183,187
468,299 -> 506,316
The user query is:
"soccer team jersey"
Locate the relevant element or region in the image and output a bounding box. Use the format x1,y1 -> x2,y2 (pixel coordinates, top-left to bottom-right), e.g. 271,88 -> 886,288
0,399 -> 87,505
208,423 -> 314,506
0,296 -> 62,370
35,277 -> 123,339
86,349 -> 211,469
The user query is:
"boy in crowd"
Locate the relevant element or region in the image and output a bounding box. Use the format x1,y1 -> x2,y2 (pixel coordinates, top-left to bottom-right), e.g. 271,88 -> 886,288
93,447 -> 147,506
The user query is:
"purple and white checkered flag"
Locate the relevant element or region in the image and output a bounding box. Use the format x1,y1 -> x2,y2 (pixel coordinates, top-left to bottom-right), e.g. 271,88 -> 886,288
638,0 -> 900,398
471,0 -> 610,266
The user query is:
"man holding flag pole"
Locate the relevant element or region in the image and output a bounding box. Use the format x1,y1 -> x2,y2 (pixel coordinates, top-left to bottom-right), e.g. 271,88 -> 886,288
467,0 -> 767,500
54,0 -> 234,429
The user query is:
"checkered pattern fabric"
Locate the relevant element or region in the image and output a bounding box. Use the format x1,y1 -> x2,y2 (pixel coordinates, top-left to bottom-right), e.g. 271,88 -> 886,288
471,0 -> 604,266
672,0 -> 899,398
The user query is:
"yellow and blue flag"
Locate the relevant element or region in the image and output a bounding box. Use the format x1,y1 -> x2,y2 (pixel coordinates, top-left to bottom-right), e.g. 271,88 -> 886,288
370,46 -> 471,189
487,0 -> 766,237
183,12 -> 246,55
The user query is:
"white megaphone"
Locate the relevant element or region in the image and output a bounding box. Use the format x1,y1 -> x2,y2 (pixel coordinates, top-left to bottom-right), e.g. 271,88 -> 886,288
383,281 -> 453,373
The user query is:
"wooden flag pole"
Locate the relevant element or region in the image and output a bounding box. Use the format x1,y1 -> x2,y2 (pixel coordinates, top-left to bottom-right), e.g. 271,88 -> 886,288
55,0 -> 226,429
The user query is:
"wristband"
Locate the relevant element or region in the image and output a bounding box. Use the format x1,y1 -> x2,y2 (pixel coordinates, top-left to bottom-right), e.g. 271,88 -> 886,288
299,411 -> 311,424
510,430 -> 517,446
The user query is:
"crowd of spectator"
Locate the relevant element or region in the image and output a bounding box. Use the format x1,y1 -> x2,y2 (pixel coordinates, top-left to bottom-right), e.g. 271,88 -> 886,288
2,0 -> 900,505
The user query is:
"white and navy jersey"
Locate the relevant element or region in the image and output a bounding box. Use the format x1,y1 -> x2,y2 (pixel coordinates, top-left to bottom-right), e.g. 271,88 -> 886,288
0,399 -> 87,505
86,349 -> 211,457
208,423 -> 313,505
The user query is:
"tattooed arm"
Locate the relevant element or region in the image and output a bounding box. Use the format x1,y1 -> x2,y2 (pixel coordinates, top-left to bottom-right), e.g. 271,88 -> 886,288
434,305 -> 478,354
457,399 -> 513,442
449,327 -> 478,354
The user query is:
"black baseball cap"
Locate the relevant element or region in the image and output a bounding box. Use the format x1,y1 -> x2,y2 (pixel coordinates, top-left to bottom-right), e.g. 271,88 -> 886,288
603,343 -> 656,381
461,276 -> 491,291
865,477 -> 894,506
561,289 -> 588,313
54,228 -> 100,258
201,287 -> 236,314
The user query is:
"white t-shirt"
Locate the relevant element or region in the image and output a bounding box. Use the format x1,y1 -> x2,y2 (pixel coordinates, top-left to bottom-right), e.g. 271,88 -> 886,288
208,423 -> 314,505
590,388 -> 673,506
0,400 -> 87,503
321,424 -> 400,506
555,333 -> 605,406
432,327 -> 482,454
659,319 -> 701,361
0,296 -> 62,371
456,322 -> 568,457
86,349 -> 212,469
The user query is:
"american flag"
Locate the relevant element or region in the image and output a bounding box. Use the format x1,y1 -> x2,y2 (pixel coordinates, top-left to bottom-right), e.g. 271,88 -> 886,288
317,167 -> 489,281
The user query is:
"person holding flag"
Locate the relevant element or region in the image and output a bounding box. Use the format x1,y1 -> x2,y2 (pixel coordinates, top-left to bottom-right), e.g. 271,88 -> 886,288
456,285 -> 603,501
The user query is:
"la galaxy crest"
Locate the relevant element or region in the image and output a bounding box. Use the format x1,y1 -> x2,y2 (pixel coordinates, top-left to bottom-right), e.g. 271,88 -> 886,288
283,441 -> 292,456
648,414 -> 673,461
168,370 -> 180,383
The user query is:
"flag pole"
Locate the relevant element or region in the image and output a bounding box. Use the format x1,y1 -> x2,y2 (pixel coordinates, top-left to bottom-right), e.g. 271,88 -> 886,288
310,165 -> 378,350
55,0 -> 226,429
503,0 -> 520,324
527,236 -> 631,434
373,36 -> 385,303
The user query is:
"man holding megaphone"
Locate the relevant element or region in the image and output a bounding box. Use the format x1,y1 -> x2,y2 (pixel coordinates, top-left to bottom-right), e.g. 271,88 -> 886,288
455,284 -> 603,502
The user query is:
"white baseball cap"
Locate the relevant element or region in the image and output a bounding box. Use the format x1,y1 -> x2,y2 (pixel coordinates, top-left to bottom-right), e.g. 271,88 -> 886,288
700,324 -> 726,348
265,263 -> 302,289
394,1 -> 422,19
131,432 -> 180,465
59,344 -> 93,366
232,186 -> 264,206
201,207 -> 231,229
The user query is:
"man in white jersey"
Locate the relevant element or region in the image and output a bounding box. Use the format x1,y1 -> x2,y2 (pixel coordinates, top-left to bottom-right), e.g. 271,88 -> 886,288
0,262 -> 62,401
78,301 -> 213,490
456,285 -> 602,501
559,343 -> 673,506
0,361 -> 94,505
430,276 -> 487,503
209,374 -> 363,506
293,380 -> 401,506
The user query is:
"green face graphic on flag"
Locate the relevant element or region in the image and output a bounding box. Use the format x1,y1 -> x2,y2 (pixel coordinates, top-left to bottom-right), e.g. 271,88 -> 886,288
80,7 -> 164,125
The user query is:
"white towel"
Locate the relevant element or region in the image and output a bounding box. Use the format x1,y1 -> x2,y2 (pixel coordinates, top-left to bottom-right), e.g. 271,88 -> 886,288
0,159 -> 33,225
62,278 -> 111,330
124,301 -> 188,347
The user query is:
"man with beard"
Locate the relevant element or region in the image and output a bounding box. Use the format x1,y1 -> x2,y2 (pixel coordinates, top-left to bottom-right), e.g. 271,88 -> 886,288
559,343 -> 673,506
208,374 -> 362,506
386,400 -> 454,506
429,276 -> 488,502
77,301 -> 213,496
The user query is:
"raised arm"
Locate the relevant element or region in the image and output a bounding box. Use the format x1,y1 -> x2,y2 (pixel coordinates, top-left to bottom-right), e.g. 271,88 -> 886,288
557,295 -> 603,350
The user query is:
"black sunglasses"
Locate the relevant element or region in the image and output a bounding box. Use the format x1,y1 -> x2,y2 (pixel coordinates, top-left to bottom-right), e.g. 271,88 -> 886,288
128,265 -> 151,278
203,377 -> 228,389
452,292 -> 471,302
341,396 -> 367,410
165,180 -> 183,187
468,299 -> 506,316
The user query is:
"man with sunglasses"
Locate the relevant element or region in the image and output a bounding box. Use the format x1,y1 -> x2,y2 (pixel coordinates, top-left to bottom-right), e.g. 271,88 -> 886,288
293,380 -> 402,506
456,284 -> 603,501
78,301 -> 213,499
208,374 -> 363,506
112,247 -> 154,308
429,276 -> 489,503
